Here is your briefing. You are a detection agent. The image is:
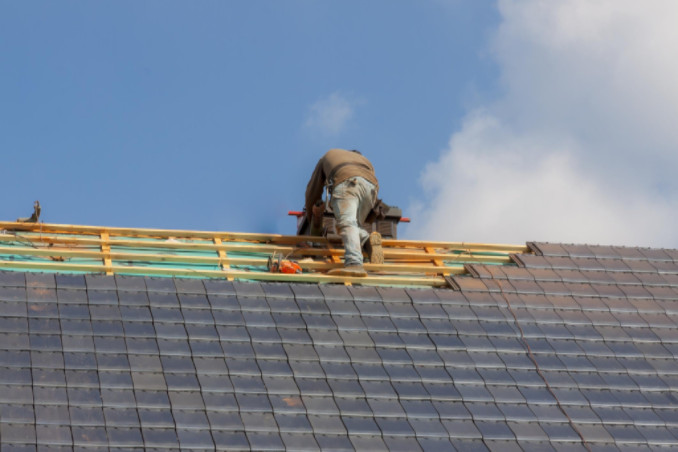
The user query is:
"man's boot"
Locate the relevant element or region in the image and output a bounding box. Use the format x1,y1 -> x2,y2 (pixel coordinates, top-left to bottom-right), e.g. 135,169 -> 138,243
328,265 -> 367,277
364,232 -> 384,264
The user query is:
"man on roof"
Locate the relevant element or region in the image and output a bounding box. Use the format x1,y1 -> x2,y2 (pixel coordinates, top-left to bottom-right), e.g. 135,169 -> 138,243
305,148 -> 383,277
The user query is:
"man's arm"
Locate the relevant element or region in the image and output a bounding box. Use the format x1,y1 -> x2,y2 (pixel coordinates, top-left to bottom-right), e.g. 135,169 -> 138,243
305,159 -> 325,220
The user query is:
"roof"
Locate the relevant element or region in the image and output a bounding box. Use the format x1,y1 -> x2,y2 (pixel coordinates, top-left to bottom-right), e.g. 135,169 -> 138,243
0,222 -> 677,450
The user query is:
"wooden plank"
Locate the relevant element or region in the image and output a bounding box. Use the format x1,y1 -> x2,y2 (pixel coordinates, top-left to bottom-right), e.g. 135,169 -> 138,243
0,260 -> 447,287
0,233 -> 339,257
0,222 -> 526,253
0,221 -> 528,287
0,221 -> 326,245
426,246 -> 444,268
100,232 -> 113,275
383,239 -> 528,253
213,237 -> 234,281
0,234 -> 511,264
0,245 -> 466,276
385,250 -> 512,264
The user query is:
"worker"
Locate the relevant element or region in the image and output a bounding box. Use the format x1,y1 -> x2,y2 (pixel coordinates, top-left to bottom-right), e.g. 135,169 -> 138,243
305,148 -> 383,277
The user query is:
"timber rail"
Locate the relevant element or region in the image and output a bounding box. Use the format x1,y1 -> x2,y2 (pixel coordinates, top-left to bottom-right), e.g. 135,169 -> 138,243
0,222 -> 529,288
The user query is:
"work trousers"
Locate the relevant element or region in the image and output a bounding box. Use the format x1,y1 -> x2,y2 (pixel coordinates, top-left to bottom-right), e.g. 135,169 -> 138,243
330,177 -> 377,267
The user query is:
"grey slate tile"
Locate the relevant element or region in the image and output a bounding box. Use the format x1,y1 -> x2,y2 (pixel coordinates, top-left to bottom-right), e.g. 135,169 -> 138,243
176,428 -> 215,448
636,425 -> 678,445
266,394 -> 305,415
212,430 -> 250,450
349,434 -> 389,451
603,424 -> 645,443
100,388 -> 136,408
56,288 -> 88,304
0,384 -> 32,404
114,275 -> 147,292
231,281 -> 264,298
484,439 -> 524,452
237,393 -> 273,412
474,420 -> 516,440
516,441 -> 559,452
104,407 -> 141,427
487,385 -> 526,404
328,378 -> 365,398
316,282 -> 352,299
528,404 -> 568,423
35,423 -> 73,445
308,414 -> 347,434
383,435 -> 424,452
456,383 -> 494,402
203,392 -> 239,412
1,422 -> 37,445
199,278 -> 234,295
300,395 -> 337,415
272,312 -> 306,329
274,413 -> 312,433
366,398 -> 406,417
26,272 -> 56,288
172,409 -> 209,429
147,291 -> 178,307
71,425 -> 108,446
279,432 -> 320,451
138,408 -> 175,427
465,401 -> 505,421
498,403 -> 537,422
87,290 -> 120,306
141,427 -> 180,448
432,400 -> 470,420
341,414 -> 381,436
33,385 -> 67,404
314,433 -> 354,451
375,416 -> 415,436
133,390 -> 169,409
2,404 -> 36,423
508,420 -> 548,441
206,410 -> 244,430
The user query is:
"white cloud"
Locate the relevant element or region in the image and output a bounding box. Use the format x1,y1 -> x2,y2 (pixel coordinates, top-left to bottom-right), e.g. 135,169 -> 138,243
304,92 -> 357,136
410,0 -> 678,248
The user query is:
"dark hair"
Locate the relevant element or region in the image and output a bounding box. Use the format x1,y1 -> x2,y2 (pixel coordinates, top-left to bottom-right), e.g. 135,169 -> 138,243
350,149 -> 362,155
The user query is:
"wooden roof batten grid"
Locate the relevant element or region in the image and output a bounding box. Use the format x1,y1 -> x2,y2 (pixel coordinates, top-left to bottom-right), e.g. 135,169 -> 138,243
0,221 -> 528,288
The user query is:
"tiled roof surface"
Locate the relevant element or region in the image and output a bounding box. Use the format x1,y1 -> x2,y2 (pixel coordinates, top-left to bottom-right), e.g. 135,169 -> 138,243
0,242 -> 677,451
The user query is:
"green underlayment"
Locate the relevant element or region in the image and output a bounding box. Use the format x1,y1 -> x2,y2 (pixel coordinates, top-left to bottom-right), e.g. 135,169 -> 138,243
0,230 -> 516,286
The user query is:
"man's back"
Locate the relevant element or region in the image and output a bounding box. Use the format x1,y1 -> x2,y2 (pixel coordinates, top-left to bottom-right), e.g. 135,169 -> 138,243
305,149 -> 378,215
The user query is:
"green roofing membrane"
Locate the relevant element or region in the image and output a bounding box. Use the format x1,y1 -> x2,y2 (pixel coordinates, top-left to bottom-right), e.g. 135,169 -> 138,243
0,224 -> 523,287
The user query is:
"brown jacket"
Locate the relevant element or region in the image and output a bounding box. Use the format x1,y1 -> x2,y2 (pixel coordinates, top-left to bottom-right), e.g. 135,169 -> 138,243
305,149 -> 379,216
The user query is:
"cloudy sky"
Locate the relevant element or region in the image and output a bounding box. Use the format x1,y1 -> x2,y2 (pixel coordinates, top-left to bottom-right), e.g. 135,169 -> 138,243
413,0 -> 678,248
1,1 -> 675,248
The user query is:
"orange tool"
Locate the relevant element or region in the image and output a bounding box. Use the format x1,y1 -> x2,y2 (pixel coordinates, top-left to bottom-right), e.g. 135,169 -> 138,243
267,253 -> 302,274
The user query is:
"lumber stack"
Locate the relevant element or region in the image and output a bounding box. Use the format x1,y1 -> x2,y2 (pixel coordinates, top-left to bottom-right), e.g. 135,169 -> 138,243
0,222 -> 528,288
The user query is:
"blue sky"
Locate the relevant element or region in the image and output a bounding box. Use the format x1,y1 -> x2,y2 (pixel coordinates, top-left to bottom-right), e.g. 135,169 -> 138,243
2,1 -> 677,247
1,1 -> 498,233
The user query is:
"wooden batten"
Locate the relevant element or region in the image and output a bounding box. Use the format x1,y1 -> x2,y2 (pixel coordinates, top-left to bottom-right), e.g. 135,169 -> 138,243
213,237 -> 234,281
0,221 -> 525,288
100,232 -> 113,275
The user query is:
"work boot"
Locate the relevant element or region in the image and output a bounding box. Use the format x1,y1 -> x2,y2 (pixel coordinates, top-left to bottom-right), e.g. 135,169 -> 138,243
364,232 -> 384,264
327,265 -> 367,277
